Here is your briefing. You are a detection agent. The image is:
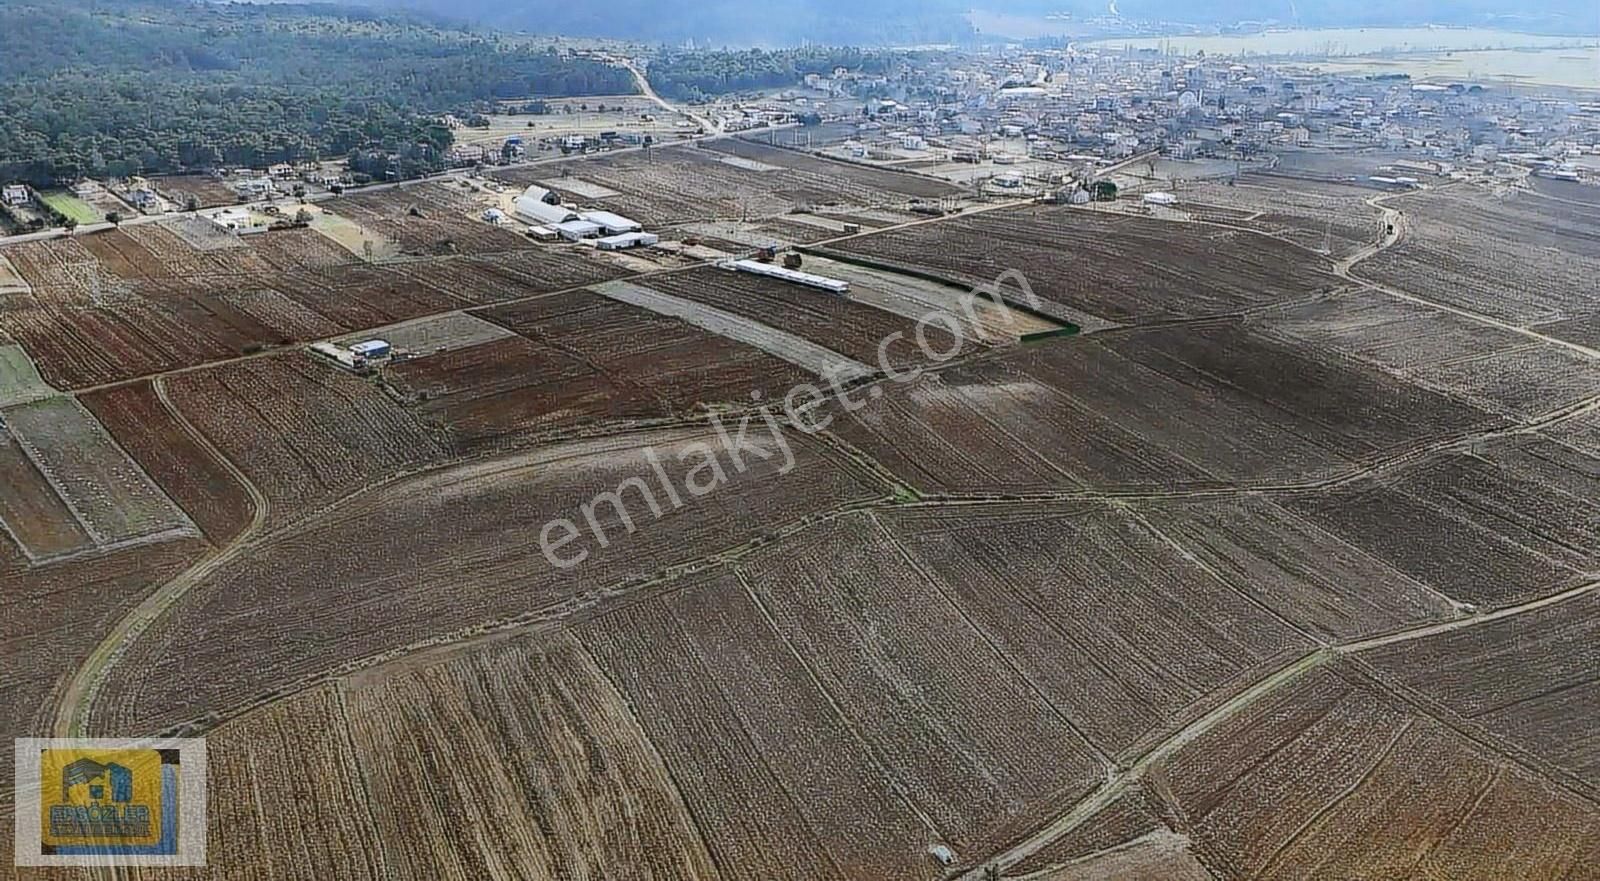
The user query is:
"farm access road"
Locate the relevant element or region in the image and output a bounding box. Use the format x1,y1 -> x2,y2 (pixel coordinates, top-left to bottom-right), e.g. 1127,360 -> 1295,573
38,188 -> 1035,741
954,180 -> 1600,878
52,377 -> 271,738
1335,190 -> 1600,362
957,578 -> 1600,880
614,56 -> 723,135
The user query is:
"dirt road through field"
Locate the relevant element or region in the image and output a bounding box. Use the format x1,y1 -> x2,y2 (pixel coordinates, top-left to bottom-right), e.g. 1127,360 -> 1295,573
963,578 -> 1600,879
1338,191 -> 1600,361
52,377 -> 270,737
619,57 -> 720,135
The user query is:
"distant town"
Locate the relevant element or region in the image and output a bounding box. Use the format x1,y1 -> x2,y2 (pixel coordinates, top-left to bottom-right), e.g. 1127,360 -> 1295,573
4,41 -> 1595,246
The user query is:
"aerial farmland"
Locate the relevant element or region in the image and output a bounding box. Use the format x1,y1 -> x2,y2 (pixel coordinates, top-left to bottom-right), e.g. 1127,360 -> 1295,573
1,131 -> 1597,881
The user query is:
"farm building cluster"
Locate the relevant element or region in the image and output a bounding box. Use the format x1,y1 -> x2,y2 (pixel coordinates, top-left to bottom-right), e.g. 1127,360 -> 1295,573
511,185 -> 659,250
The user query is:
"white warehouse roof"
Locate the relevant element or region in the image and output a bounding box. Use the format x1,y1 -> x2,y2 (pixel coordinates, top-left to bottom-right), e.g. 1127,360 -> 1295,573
580,210 -> 642,234
555,219 -> 604,239
597,232 -> 660,250
513,196 -> 577,226
727,259 -> 849,294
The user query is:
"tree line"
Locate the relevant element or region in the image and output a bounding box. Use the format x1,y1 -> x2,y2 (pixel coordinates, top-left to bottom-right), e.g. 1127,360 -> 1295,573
649,47 -> 900,102
0,0 -> 635,186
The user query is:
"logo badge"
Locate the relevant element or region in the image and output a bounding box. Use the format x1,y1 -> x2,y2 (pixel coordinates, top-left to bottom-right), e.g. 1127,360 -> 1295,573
14,738 -> 206,867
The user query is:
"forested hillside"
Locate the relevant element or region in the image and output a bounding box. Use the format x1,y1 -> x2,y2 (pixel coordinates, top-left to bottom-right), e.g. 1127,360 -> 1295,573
0,0 -> 635,186
365,0 -> 976,47
362,0 -> 1598,45
649,48 -> 903,101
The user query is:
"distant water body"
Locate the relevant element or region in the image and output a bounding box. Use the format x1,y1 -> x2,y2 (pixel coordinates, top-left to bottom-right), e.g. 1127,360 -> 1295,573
1079,27 -> 1591,56
1077,27 -> 1600,90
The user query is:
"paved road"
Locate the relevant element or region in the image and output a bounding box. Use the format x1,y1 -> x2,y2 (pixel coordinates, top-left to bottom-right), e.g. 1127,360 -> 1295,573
616,56 -> 720,135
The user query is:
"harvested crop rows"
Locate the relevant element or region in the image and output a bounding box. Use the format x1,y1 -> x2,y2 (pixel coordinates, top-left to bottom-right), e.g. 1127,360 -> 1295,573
198,686 -> 387,880
496,144 -> 957,227
0,228 -> 473,388
1249,287 -> 1529,372
880,503 -> 1309,760
640,265 -> 968,369
1362,589 -> 1600,785
0,535 -> 207,790
14,146 -> 1600,881
382,279 -> 825,453
1182,175 -> 1386,257
1007,787 -> 1172,876
1,395 -> 191,547
829,362 -> 1210,493
1151,664 -> 1600,879
577,513 -> 1115,877
152,174 -> 240,209
92,428 -> 885,735
0,426 -> 94,559
80,381 -> 255,543
482,288 -> 814,411
1361,187 -> 1600,327
397,249 -> 632,305
1129,494 -> 1457,641
164,352 -> 449,528
1098,322 -> 1504,457
343,633 -> 720,881
822,203 -> 1341,325
0,238 -> 278,386
327,182 -> 534,256
703,138 -> 961,200
1283,438 -> 1599,609
580,573 -> 937,881
834,319 -> 1499,495
383,334 -> 658,450
735,513 -> 1110,853
1403,343 -> 1600,420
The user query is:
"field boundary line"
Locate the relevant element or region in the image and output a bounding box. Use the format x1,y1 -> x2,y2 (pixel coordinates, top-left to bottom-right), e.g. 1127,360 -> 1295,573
52,376 -> 271,737
5,402 -> 111,545
1338,578 -> 1600,654
1254,717 -> 1415,879
954,648 -> 1332,880
590,278 -> 874,381
58,249 -> 723,398
124,497 -> 897,741
1339,656 -> 1600,809
657,571 -> 881,881
885,388 -> 1598,512
1409,765 -> 1503,874
1117,503 -> 1325,648
1338,189 -> 1600,362
564,635 -> 733,881
729,564 -> 948,838
972,576 -> 1600,877
328,686 -> 395,880
869,511 -> 1117,770
1005,829 -> 1198,881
